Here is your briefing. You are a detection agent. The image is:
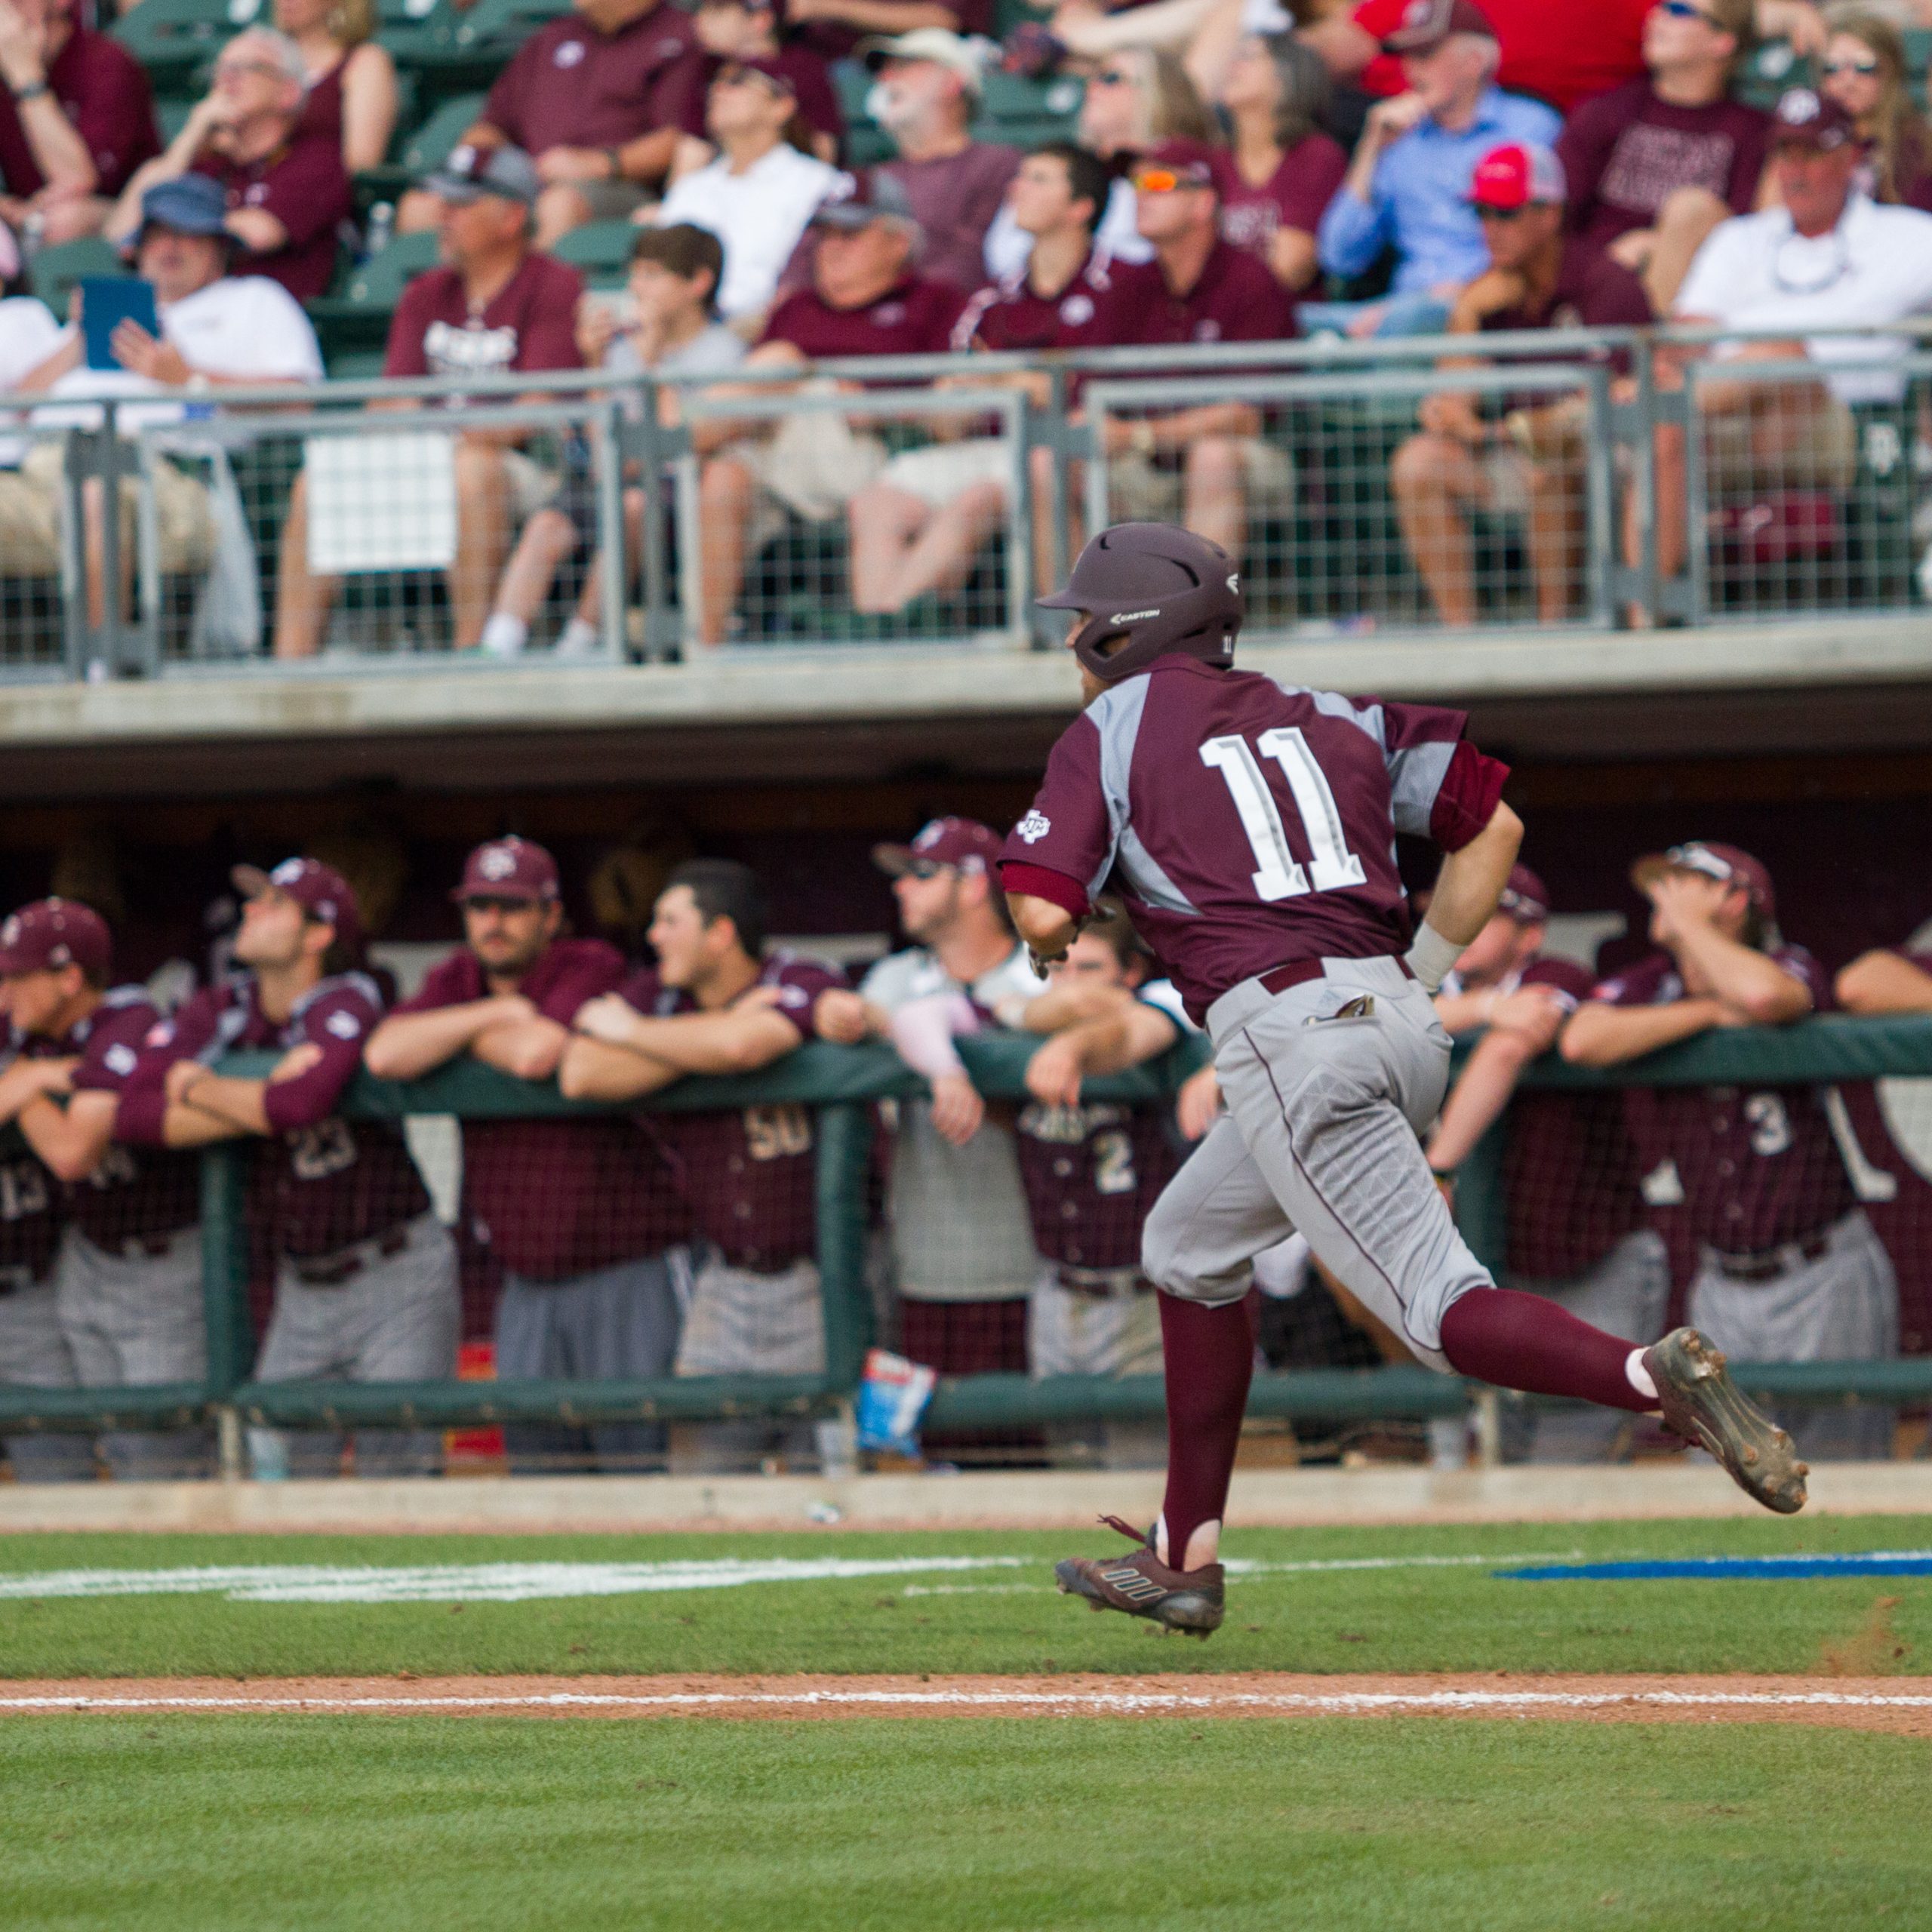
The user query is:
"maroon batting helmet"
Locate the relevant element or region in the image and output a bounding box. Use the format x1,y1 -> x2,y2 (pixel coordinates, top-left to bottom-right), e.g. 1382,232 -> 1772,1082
1038,521 -> 1244,682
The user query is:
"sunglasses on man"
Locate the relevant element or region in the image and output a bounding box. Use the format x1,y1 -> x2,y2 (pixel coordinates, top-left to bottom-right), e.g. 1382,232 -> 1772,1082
1132,166 -> 1211,194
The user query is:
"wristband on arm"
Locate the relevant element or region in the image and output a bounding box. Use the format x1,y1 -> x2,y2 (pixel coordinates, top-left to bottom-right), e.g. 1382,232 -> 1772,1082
1404,921 -> 1464,995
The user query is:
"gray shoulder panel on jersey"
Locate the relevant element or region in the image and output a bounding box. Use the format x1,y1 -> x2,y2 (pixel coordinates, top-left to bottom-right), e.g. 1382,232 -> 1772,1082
1090,676 -> 1198,917
1387,738 -> 1454,838
1270,678 -> 1387,749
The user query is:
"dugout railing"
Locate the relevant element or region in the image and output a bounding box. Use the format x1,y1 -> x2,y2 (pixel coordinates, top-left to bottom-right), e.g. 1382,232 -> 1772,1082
3,1014 -> 1932,1474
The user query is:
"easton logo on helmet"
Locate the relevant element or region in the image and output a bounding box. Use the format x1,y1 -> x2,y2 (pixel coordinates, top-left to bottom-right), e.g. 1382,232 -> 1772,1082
1109,608 -> 1161,623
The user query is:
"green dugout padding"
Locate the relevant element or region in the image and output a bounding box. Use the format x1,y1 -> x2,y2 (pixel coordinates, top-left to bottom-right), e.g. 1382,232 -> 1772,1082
5,1016 -> 1932,1438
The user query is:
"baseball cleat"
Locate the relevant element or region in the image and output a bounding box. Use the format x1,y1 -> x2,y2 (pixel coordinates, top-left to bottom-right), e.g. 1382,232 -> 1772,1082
1054,1515 -> 1225,1636
1644,1327 -> 1808,1515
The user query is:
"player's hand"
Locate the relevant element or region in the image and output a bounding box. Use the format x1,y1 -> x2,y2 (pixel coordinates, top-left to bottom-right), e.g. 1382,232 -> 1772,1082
488,992 -> 540,1028
573,992 -> 640,1045
1175,1063 -> 1221,1142
164,1058 -> 209,1104
1707,998 -> 1756,1029
269,1042 -> 323,1083
1023,1035 -> 1084,1108
1487,985 -> 1567,1039
928,1070 -> 985,1146
1644,870 -> 1728,940
814,989 -> 871,1044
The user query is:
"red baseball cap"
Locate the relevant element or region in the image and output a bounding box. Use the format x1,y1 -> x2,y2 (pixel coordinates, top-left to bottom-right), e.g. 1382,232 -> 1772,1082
1131,139 -> 1221,195
1469,142 -> 1566,211
1631,841 -> 1776,921
0,898 -> 112,981
452,835 -> 561,905
232,857 -> 365,957
1382,0 -> 1496,52
873,817 -> 1004,878
1497,865 -> 1550,924
1769,86 -> 1857,151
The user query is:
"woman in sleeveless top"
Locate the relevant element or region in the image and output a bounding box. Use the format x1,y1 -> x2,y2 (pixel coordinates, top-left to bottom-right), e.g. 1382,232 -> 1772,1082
275,0 -> 400,174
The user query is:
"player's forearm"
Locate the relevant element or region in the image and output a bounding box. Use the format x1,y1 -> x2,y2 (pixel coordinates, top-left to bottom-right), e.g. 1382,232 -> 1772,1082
14,1094 -> 115,1184
1667,924 -> 1810,1025
1835,950 -> 1932,1016
1057,1005 -> 1177,1079
615,1010 -> 803,1076
471,1017 -> 571,1082
1426,1026 -> 1541,1174
888,992 -> 977,1081
365,1003 -> 508,1080
1008,894 -> 1081,965
1003,980 -> 1136,1033
174,1073 -> 272,1137
1423,803 -> 1523,949
161,1099 -> 251,1146
1560,998 -> 1722,1067
555,1035 -> 681,1102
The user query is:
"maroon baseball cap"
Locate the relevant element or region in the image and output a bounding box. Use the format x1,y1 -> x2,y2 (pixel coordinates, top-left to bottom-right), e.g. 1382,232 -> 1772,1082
1497,864 -> 1550,924
811,169 -> 919,233
232,857 -> 365,956
1631,841 -> 1776,920
452,835 -> 561,905
873,817 -> 1004,878
1382,0 -> 1496,51
1769,86 -> 1857,151
0,898 -> 112,980
1131,140 -> 1221,195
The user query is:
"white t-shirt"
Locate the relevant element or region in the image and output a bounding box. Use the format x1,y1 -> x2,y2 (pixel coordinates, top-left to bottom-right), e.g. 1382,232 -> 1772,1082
0,296 -> 65,468
654,143 -> 844,321
860,941 -> 1046,1016
1675,192 -> 1932,405
33,275 -> 324,432
983,177 -> 1153,285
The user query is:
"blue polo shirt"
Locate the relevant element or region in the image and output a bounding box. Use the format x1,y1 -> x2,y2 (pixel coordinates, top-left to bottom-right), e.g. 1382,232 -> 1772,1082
1316,87 -> 1563,295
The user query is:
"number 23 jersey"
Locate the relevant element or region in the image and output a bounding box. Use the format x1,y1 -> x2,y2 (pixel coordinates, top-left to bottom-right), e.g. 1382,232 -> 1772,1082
998,654 -> 1510,1024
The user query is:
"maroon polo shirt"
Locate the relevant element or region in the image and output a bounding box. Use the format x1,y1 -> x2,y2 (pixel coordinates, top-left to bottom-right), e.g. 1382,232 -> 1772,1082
116,971 -> 430,1261
0,1032 -> 59,1281
1097,235 -> 1297,353
762,272 -> 967,365
392,937 -> 690,1279
192,136 -> 352,302
1016,1088 -> 1179,1274
876,142 -> 1020,296
667,45 -> 844,153
384,252 -> 584,381
620,952 -> 844,1272
1592,949 -> 1856,1256
999,656 -> 1510,1025
953,247 -> 1121,353
482,2 -> 697,157
0,28 -> 158,200
1214,134 -> 1349,266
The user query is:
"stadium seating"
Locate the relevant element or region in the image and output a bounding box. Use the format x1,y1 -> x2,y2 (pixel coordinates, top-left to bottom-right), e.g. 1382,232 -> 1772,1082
29,236 -> 125,317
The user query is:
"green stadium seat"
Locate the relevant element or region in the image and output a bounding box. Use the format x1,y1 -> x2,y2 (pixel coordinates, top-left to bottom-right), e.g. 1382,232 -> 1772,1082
976,69 -> 1081,128
112,0 -> 264,89
325,347 -> 392,380
397,91 -> 488,174
29,236 -> 124,318
156,95 -> 198,144
551,219 -> 638,278
306,228 -> 438,353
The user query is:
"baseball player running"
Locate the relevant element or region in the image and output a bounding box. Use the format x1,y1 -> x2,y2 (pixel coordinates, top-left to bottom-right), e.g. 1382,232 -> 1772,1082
999,522 -> 1807,1638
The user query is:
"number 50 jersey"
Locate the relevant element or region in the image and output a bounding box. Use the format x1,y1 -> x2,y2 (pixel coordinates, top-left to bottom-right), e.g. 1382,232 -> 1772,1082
998,655 -> 1512,1025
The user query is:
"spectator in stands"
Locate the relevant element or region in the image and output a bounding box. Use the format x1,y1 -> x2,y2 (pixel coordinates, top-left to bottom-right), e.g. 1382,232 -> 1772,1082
1564,840 -> 1898,1460
482,225 -> 744,660
558,860 -> 845,1474
652,58 -> 845,325
1641,88 -> 1932,604
847,140 -> 1117,614
0,0 -> 158,245
365,838 -> 685,1475
273,146 -> 583,658
815,819 -> 1044,1392
1820,8 -> 1932,208
1422,866 -> 1668,1463
784,0 -> 990,65
1837,936 -> 1932,1011
691,173 -> 965,645
861,31 -> 1021,294
1309,0 -> 1561,339
1214,32 -> 1346,293
400,0 -> 698,248
1555,0 -> 1768,323
673,0 -> 844,163
0,900 -> 207,1481
107,28 -> 351,303
275,0 -> 401,177
5,175 -> 323,633
118,858 -> 460,1478
1389,142 -> 1651,627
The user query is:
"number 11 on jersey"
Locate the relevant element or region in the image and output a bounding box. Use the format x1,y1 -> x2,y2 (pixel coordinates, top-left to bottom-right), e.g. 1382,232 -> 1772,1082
1200,728 -> 1367,902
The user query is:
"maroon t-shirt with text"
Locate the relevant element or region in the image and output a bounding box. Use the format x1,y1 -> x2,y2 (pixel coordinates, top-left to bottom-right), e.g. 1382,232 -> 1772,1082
1000,655 -> 1509,1024
384,253 -> 584,381
1215,135 -> 1349,266
1016,1084 -> 1179,1273
1592,948 -> 1855,1255
483,3 -> 697,155
621,952 -> 844,1271
0,29 -> 158,200
393,937 -> 690,1280
193,137 -> 352,302
761,274 -> 968,365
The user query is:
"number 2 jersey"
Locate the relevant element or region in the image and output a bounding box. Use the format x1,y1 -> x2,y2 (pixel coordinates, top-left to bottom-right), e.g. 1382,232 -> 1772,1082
998,654 -> 1510,1024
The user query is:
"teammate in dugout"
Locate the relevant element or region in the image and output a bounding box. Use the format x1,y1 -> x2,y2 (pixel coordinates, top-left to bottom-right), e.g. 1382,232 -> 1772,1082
558,860 -> 845,1474
1423,864 -> 1668,1463
1563,841 -> 1899,1462
1002,521 -> 1808,1637
0,899 -> 208,1478
365,837 -> 689,1475
117,857 -> 460,1478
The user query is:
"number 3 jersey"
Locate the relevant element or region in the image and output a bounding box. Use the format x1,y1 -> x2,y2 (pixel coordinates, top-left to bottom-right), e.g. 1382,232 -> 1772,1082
998,654 -> 1511,1024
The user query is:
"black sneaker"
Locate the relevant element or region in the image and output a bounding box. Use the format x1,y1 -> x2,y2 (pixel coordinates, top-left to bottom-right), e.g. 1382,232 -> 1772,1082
1054,1515 -> 1225,1637
1644,1327 -> 1808,1515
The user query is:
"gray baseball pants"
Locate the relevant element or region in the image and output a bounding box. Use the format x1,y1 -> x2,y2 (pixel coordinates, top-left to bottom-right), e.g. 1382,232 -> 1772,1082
54,1225 -> 211,1480
1029,1263 -> 1166,1469
1144,958 -> 1490,1370
671,1254 -> 822,1475
252,1213 -> 460,1478
1688,1209 -> 1898,1462
0,1273 -> 94,1481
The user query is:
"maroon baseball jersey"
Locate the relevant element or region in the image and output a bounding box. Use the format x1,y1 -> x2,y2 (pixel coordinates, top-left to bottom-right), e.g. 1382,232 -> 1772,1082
1016,1085 -> 1179,1272
620,951 -> 844,1270
1592,948 -> 1856,1254
190,138 -> 351,303
482,2 -> 697,155
384,253 -> 584,382
952,248 -> 1121,354
392,937 -> 691,1279
0,29 -> 159,200
28,986 -> 202,1248
0,1029 -> 60,1282
116,971 -> 429,1260
1215,134 -> 1349,265
1096,238 -> 1297,350
1000,657 -> 1509,1024
761,274 -> 968,365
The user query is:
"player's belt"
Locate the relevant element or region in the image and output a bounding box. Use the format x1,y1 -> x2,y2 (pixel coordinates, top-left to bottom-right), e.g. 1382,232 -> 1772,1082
1258,955 -> 1414,997
1054,1264 -> 1150,1299
288,1222 -> 414,1287
1706,1227 -> 1835,1282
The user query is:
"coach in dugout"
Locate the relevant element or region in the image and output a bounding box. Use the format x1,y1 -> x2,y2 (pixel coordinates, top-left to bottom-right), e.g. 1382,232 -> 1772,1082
1423,866 -> 1667,1463
117,857 -> 460,1478
1564,841 -> 1898,1461
559,860 -> 844,1473
365,837 -> 688,1475
0,899 -> 208,1479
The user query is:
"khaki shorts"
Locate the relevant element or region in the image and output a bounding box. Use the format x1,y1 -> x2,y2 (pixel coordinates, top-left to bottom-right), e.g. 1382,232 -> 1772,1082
0,440 -> 212,576
502,447 -> 561,522
876,436 -> 1012,509
718,399 -> 888,534
1106,437 -> 1294,525
1703,395 -> 1858,494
